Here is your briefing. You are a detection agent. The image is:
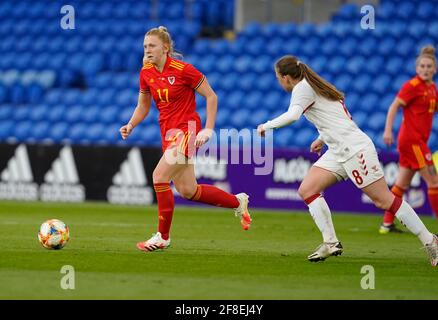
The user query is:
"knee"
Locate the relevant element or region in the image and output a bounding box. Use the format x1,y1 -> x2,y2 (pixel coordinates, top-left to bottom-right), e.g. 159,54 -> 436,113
373,194 -> 395,210
298,184 -> 314,200
175,184 -> 197,199
152,168 -> 168,184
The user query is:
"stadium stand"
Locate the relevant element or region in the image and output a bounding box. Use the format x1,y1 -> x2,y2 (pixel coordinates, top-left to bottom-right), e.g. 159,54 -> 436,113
0,0 -> 436,151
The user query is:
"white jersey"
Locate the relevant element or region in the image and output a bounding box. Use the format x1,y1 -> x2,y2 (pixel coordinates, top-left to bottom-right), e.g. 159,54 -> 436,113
294,79 -> 372,162
263,79 -> 372,162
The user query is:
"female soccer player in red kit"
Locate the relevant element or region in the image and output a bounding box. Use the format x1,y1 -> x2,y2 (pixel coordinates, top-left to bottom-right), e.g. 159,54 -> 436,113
120,26 -> 251,251
380,45 -> 438,234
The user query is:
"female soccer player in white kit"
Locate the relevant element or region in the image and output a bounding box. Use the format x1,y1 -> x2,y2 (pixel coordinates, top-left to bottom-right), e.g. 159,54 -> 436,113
257,55 -> 438,266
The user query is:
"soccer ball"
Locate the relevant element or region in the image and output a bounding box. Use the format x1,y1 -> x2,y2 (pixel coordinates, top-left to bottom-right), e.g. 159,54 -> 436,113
38,219 -> 70,250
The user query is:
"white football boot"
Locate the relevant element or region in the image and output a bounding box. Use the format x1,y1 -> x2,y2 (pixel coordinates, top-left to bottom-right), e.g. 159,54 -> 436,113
234,193 -> 252,230
307,241 -> 343,262
424,234 -> 438,267
137,232 -> 170,252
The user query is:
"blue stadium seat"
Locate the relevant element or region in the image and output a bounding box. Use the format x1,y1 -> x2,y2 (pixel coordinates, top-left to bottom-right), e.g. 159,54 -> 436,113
264,91 -> 284,111
230,109 -> 250,130
416,1 -> 436,21
302,37 -> 320,57
379,94 -> 394,113
238,73 -> 257,93
65,105 -> 84,124
333,74 -> 352,93
367,112 -> 386,131
243,91 -> 264,111
256,73 -> 276,93
371,75 -> 392,95
344,93 -> 360,112
293,128 -> 316,148
395,1 -> 416,20
249,110 -> 270,127
0,85 -> 7,103
253,56 -> 271,75
0,120 -> 13,140
351,74 -> 372,94
274,128 -> 294,147
81,105 -> 100,124
326,56 -> 347,75
407,21 -> 428,40
101,105 -> 119,124
31,121 -> 50,140
87,123 -> 105,142
392,75 -> 410,93
216,55 -> 234,74
0,104 -> 12,121
13,120 -> 32,141
193,39 -> 210,56
352,111 -> 367,129
345,56 -> 365,76
215,109 -> 230,128
224,91 -> 244,110
101,123 -> 122,144
266,38 -> 285,58
29,104 -> 48,122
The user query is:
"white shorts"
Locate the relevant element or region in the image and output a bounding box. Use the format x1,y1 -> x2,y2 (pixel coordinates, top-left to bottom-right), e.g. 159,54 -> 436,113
313,143 -> 384,188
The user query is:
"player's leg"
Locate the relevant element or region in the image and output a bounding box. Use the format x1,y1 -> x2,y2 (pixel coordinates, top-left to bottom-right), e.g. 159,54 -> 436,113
299,151 -> 344,262
173,163 -> 252,230
419,164 -> 438,219
403,141 -> 438,219
137,147 -> 186,252
362,178 -> 437,266
344,143 -> 437,265
380,167 -> 415,234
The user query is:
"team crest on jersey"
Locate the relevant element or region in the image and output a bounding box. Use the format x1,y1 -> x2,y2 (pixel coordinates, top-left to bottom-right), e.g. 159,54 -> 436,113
168,76 -> 175,85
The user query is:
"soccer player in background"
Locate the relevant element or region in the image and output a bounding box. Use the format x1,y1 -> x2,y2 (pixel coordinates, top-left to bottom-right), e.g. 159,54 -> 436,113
257,55 -> 438,266
380,45 -> 438,234
120,26 -> 251,252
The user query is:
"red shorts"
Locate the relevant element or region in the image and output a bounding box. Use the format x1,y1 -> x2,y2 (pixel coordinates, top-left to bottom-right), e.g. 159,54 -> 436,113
160,120 -> 201,158
398,139 -> 433,170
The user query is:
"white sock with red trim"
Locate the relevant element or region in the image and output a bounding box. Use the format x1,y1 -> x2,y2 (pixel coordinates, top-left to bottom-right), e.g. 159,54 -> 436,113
306,195 -> 339,243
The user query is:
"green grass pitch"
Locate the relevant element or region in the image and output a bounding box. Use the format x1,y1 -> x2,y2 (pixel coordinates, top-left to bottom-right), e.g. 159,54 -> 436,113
0,200 -> 437,300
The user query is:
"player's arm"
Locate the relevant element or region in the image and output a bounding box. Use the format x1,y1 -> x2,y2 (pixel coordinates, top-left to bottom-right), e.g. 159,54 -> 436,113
383,97 -> 405,146
262,105 -> 304,130
195,77 -> 217,146
120,91 -> 152,140
196,77 -> 217,131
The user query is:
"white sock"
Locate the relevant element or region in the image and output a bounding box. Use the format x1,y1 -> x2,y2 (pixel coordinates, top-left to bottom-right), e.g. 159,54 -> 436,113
395,200 -> 434,245
308,196 -> 339,243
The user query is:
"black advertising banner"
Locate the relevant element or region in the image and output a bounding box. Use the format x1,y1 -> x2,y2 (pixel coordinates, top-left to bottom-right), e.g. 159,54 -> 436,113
0,143 -> 162,204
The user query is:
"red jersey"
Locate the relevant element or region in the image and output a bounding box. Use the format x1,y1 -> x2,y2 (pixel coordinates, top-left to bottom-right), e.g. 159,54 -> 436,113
397,75 -> 437,143
139,56 -> 205,130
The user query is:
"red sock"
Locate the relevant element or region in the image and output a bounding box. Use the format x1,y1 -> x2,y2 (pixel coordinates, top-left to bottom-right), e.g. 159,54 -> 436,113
154,183 -> 174,240
427,188 -> 438,219
189,184 -> 239,208
383,185 -> 405,225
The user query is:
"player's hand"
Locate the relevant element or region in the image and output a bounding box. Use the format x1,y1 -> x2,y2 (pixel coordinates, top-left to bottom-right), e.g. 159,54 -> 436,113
119,123 -> 134,140
257,124 -> 266,137
383,129 -> 394,146
310,139 -> 324,156
195,128 -> 213,147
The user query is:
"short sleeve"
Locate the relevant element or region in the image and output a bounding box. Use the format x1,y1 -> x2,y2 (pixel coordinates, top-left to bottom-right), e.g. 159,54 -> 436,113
182,63 -> 205,90
139,70 -> 149,94
290,80 -> 316,111
397,81 -> 416,105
